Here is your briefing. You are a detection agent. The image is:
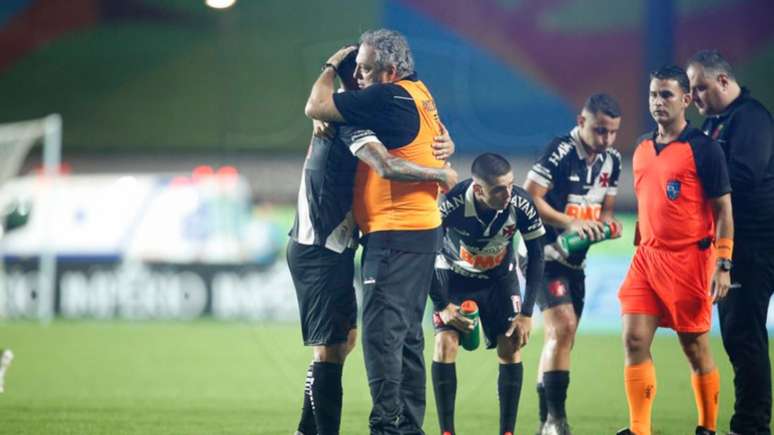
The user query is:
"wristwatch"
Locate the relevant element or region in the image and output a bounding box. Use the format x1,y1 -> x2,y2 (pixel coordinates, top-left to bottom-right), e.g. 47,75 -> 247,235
717,258 -> 733,272
321,62 -> 337,73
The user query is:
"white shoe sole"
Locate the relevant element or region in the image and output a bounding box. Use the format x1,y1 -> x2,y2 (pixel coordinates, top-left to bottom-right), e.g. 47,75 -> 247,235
0,349 -> 14,393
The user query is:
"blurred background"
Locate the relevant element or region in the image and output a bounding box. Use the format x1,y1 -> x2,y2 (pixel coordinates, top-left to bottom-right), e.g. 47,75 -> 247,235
1,0 -> 773,327
1,2 -> 774,433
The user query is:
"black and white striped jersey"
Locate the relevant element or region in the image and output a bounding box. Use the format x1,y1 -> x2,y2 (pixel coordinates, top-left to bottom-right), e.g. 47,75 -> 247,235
522,127 -> 621,266
289,124 -> 378,253
437,179 -> 545,278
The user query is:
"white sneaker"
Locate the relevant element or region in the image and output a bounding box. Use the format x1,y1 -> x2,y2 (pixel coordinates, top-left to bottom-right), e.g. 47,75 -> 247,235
542,417 -> 572,435
0,349 -> 14,393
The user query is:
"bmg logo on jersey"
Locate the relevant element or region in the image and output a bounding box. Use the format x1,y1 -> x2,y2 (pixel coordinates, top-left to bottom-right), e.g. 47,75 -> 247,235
459,245 -> 507,271
666,179 -> 681,200
564,203 -> 601,220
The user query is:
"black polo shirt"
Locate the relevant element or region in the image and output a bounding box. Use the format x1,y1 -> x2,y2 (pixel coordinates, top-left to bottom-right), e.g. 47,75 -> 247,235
701,88 -> 774,243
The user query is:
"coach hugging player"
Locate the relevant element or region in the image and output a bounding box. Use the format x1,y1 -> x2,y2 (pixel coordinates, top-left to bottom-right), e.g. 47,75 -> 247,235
292,26 -> 773,435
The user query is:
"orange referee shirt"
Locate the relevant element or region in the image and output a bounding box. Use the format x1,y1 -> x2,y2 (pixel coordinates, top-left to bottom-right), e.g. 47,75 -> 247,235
633,126 -> 730,251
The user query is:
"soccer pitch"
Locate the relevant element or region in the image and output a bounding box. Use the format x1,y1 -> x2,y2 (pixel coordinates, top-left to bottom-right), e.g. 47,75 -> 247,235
0,320 -> 765,434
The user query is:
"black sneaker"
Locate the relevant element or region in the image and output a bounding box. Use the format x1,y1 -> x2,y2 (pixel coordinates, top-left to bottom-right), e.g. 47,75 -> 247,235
695,427 -> 715,435
615,429 -> 634,435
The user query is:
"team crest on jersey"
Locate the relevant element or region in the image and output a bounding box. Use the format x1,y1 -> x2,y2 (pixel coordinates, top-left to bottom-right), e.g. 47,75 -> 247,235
598,172 -> 610,187
666,179 -> 681,200
712,123 -> 724,140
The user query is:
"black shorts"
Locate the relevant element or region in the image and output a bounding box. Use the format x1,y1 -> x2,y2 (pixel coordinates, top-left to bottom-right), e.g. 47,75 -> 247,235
431,268 -> 521,349
536,261 -> 586,318
286,240 -> 357,346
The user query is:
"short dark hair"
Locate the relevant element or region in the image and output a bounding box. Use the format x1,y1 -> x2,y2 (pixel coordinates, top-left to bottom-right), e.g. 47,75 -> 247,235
337,46 -> 359,91
687,49 -> 736,81
583,93 -> 622,118
650,64 -> 690,94
471,153 -> 511,185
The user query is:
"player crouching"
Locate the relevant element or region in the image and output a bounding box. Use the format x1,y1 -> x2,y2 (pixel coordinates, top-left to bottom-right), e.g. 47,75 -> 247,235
430,153 -> 546,435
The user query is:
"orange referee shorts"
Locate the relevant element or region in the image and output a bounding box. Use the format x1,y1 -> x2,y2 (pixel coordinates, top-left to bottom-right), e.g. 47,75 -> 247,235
618,245 -> 715,333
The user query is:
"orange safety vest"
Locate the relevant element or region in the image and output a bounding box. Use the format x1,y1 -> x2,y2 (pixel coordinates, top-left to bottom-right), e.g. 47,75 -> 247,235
353,79 -> 444,234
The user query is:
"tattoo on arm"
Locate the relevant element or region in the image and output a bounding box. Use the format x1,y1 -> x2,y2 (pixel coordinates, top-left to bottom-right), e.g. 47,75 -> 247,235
356,142 -> 447,182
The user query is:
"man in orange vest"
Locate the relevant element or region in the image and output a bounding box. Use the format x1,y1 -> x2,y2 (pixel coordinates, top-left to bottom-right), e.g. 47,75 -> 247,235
306,29 -> 452,434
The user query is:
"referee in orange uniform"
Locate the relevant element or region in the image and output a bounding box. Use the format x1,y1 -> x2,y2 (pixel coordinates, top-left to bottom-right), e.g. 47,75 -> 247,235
616,65 -> 734,435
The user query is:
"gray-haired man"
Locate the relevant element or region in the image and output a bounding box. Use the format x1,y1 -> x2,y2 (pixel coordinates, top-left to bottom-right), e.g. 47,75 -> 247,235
306,29 -> 450,434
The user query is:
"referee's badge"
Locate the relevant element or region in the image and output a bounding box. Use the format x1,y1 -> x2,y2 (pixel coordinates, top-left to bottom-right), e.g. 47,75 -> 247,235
666,179 -> 681,200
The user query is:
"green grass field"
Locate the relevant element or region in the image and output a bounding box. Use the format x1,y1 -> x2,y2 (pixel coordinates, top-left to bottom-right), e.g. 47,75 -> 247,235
0,321 -> 765,434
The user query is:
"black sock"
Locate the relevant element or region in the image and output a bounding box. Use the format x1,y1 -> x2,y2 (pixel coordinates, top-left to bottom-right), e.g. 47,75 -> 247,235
543,370 -> 570,420
297,362 -> 317,435
537,382 -> 548,423
498,363 -> 523,434
310,362 -> 344,435
432,361 -> 457,434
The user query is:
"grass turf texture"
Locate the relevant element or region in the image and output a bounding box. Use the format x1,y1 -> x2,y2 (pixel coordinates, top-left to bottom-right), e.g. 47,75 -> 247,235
1,321 -> 762,434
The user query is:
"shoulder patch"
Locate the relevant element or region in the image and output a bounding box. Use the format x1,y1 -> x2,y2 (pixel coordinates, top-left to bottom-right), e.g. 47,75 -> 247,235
439,193 -> 465,218
438,181 -> 470,218
546,138 -> 575,167
510,191 -> 538,221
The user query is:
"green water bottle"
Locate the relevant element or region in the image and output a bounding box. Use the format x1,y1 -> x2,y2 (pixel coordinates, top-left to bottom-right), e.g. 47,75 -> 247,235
459,300 -> 481,351
557,221 -> 621,257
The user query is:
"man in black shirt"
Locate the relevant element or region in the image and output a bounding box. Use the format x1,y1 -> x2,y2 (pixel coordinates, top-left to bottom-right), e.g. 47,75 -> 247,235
519,94 -> 623,435
429,153 -> 545,435
289,49 -> 456,435
306,29 -> 455,435
687,49 -> 774,435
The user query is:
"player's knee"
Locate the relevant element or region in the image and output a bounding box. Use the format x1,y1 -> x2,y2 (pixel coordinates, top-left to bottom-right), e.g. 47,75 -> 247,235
555,321 -> 577,345
679,334 -> 713,371
433,332 -> 459,363
496,339 -> 520,363
546,313 -> 577,348
623,332 -> 649,357
314,342 -> 349,363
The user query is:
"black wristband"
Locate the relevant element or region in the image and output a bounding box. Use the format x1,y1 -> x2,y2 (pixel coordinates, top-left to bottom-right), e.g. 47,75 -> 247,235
717,258 -> 733,271
322,63 -> 337,74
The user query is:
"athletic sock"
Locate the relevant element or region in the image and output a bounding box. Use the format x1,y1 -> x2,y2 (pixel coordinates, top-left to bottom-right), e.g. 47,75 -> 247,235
297,362 -> 317,435
624,360 -> 657,435
498,362 -> 524,435
537,382 -> 548,423
691,368 -> 720,432
543,370 -> 570,419
432,361 -> 457,434
310,361 -> 343,435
